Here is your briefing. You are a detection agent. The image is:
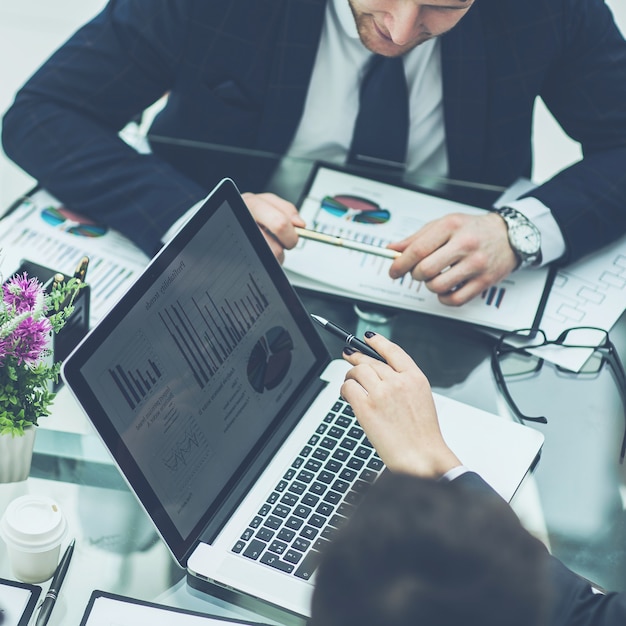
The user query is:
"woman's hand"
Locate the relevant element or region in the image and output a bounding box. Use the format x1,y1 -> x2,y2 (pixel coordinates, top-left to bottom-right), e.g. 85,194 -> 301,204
341,333 -> 461,478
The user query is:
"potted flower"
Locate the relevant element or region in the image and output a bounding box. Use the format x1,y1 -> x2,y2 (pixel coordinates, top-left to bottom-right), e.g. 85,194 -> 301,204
0,272 -> 83,482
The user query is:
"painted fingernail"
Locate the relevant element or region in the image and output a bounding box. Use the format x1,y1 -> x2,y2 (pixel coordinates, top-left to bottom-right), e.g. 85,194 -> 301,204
364,331 -> 376,338
343,347 -> 356,355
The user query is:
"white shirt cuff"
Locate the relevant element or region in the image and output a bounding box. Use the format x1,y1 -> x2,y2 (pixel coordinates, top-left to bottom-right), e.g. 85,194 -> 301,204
441,465 -> 471,482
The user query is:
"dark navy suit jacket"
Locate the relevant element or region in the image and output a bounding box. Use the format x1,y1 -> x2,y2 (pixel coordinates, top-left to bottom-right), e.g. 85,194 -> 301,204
456,472 -> 626,626
3,0 -> 626,257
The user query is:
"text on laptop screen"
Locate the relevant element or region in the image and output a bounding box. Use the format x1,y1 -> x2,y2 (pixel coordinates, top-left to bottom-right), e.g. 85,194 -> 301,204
78,199 -> 319,539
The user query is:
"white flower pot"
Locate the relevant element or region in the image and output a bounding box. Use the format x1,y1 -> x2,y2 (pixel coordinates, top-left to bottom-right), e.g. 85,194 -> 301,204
0,427 -> 36,483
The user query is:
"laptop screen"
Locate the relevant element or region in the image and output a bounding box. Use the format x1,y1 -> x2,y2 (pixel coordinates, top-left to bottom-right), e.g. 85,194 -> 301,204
62,179 -> 330,561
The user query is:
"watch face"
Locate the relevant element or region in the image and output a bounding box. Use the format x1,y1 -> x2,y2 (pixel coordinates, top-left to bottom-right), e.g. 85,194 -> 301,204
510,223 -> 541,255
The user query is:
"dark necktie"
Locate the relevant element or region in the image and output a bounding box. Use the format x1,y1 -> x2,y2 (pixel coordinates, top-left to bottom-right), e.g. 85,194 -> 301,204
347,55 -> 409,174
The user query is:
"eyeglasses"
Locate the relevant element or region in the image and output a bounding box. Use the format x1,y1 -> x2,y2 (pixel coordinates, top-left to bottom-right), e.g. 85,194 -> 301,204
320,195 -> 391,225
491,326 -> 626,462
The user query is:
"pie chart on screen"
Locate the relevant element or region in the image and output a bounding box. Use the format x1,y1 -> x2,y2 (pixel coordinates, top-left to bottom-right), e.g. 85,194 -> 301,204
247,326 -> 293,393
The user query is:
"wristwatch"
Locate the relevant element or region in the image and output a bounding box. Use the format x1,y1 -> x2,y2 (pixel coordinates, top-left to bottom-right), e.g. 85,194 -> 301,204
495,206 -> 541,269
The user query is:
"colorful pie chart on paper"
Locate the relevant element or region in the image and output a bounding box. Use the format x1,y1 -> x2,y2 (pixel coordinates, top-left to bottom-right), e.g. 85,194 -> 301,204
247,326 -> 294,393
320,194 -> 390,224
41,206 -> 108,237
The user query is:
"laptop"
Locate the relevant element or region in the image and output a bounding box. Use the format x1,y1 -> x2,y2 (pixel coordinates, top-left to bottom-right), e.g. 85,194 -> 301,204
61,178 -> 544,620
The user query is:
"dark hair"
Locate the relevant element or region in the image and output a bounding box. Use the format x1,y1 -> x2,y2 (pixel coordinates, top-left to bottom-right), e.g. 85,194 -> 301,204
310,472 -> 551,626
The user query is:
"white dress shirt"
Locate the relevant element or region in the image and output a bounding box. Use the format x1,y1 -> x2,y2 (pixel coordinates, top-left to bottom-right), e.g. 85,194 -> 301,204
166,0 -> 566,263
279,0 -> 565,264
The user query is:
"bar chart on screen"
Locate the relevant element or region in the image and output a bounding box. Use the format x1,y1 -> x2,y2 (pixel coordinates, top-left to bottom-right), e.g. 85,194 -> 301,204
107,331 -> 164,410
158,271 -> 270,390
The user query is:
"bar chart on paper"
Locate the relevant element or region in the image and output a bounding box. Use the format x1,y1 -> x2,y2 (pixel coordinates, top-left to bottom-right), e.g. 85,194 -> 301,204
0,191 -> 149,323
283,165 -> 553,332
305,219 -> 510,308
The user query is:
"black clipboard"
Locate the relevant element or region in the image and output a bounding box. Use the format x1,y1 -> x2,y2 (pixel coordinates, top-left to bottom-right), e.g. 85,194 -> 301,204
79,590 -> 274,626
0,577 -> 41,626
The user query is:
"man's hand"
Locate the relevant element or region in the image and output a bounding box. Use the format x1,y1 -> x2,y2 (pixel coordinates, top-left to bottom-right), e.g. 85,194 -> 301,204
341,333 -> 461,479
241,192 -> 305,263
388,212 -> 518,305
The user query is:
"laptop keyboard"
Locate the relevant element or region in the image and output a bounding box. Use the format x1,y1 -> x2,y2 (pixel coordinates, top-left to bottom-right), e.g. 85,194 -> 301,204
231,397 -> 384,580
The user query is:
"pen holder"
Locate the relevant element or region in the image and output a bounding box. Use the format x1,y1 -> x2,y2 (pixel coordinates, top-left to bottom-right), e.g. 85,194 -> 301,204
8,260 -> 91,391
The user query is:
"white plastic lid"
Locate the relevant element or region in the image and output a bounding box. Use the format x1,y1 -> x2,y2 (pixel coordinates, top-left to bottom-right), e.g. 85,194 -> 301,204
0,495 -> 67,553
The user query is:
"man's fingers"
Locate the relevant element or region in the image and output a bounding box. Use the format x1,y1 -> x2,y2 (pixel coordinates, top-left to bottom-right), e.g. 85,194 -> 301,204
436,278 -> 489,306
389,235 -> 447,279
242,192 -> 304,251
386,212 -> 520,306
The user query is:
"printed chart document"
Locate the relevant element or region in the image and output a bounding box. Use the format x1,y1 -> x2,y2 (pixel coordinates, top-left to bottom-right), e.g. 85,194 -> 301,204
283,165 -> 554,333
79,591 -> 272,626
0,577 -> 41,626
0,189 -> 150,325
495,178 -> 626,372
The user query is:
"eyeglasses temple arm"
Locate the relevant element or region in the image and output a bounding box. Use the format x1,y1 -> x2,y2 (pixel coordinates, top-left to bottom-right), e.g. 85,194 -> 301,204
490,352 -> 548,424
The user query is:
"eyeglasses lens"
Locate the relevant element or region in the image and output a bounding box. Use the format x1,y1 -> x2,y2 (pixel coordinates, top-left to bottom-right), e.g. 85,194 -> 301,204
558,327 -> 608,348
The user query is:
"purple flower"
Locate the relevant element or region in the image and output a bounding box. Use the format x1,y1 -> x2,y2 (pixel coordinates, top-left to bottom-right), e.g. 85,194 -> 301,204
9,316 -> 52,365
0,337 -> 9,366
1,273 -> 51,366
2,273 -> 45,314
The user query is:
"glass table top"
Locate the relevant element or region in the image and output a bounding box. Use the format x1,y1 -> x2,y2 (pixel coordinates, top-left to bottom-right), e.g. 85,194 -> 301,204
2,142 -> 626,624
2,298 -> 625,625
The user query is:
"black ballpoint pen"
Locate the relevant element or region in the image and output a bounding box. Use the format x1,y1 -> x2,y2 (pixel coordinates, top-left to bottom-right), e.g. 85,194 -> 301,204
310,314 -> 387,363
35,539 -> 75,626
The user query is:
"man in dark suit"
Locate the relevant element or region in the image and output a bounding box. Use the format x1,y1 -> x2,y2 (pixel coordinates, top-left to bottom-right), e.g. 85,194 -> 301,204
3,0 -> 626,304
315,333 -> 626,625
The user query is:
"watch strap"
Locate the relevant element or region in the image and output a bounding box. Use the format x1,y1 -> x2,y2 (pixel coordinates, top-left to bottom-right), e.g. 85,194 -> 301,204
495,206 -> 542,269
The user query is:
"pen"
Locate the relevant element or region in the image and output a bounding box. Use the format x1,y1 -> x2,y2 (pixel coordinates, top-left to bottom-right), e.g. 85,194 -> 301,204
72,256 -> 89,283
35,539 -> 75,626
295,227 -> 400,260
310,314 -> 387,363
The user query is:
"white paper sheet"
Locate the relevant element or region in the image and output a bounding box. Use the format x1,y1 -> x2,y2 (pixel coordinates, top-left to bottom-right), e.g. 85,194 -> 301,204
283,166 -> 553,333
0,578 -> 40,626
0,190 -> 149,325
80,593 -> 268,626
496,179 -> 626,371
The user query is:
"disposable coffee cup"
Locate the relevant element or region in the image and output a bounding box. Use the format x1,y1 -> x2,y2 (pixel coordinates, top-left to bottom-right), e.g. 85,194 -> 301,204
0,494 -> 67,583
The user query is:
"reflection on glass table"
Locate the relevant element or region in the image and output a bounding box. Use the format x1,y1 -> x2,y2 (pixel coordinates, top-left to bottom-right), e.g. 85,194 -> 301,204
143,130 -> 508,210
2,141 -> 626,621
492,326 -> 626,459
136,136 -> 626,357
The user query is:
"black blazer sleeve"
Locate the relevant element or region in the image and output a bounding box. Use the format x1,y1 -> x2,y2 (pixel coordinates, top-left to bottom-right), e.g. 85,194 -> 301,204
1,0 -> 209,256
4,0 -> 626,262
1,0 -> 323,257
453,472 -> 626,626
